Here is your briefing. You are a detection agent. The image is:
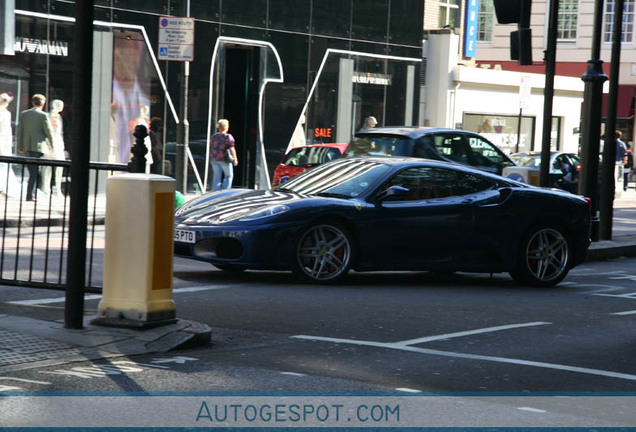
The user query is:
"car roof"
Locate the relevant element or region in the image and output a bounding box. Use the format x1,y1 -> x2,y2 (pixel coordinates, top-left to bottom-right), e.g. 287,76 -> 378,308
354,126 -> 481,139
344,155 -> 511,180
512,151 -> 577,156
286,143 -> 348,153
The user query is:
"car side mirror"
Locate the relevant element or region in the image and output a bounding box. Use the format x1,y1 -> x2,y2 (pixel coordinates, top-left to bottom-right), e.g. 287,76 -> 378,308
375,185 -> 410,202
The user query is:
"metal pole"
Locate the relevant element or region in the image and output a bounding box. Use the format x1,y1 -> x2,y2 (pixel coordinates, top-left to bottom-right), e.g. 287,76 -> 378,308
539,0 -> 558,187
579,0 -> 608,242
65,0 -> 94,329
516,108 -> 522,153
599,0 -> 624,240
175,0 -> 190,194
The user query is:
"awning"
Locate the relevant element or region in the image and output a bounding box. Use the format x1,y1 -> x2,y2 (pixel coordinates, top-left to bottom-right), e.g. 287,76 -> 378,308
602,85 -> 635,119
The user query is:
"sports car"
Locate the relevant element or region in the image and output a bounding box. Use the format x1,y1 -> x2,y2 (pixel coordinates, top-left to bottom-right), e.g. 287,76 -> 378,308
174,157 -> 591,286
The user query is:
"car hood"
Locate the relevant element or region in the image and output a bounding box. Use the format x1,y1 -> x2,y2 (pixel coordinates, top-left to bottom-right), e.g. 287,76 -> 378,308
175,189 -> 307,225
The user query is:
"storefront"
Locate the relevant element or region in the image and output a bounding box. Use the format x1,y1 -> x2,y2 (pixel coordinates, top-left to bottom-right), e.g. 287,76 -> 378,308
1,1 -> 424,191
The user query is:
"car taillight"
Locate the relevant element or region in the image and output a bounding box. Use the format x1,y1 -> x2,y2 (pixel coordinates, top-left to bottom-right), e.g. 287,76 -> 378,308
582,196 -> 592,209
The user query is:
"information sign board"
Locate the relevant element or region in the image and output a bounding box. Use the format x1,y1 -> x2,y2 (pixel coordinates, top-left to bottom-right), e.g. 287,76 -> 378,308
158,16 -> 194,62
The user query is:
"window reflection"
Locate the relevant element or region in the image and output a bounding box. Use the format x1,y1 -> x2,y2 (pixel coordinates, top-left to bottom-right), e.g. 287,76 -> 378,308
111,32 -> 152,164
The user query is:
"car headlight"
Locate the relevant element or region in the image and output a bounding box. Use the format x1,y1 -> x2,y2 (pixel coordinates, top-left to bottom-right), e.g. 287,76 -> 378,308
239,204 -> 290,221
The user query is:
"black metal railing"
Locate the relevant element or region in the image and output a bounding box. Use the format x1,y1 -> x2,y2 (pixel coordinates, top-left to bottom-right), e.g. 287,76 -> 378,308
0,155 -> 129,293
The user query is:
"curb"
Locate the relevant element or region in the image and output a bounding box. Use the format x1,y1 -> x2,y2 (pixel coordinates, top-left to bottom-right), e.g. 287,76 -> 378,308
587,242 -> 636,262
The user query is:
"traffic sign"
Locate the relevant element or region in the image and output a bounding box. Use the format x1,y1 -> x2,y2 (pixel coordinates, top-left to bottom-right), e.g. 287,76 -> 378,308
158,16 -> 194,62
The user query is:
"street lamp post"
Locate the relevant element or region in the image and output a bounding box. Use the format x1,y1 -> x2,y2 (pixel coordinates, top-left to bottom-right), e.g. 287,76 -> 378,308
539,0 -> 559,187
599,0 -> 624,240
579,0 -> 608,242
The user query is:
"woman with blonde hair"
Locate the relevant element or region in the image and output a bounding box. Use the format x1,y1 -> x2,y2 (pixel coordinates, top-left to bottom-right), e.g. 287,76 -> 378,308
209,119 -> 238,190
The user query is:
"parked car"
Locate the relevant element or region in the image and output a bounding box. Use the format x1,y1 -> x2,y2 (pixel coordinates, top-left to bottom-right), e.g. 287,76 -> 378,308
174,156 -> 591,286
346,126 -> 516,175
272,143 -> 348,187
511,151 -> 581,193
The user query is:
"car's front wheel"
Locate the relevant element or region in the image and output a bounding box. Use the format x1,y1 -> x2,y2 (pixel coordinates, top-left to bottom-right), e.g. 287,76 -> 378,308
510,225 -> 571,287
293,223 -> 353,283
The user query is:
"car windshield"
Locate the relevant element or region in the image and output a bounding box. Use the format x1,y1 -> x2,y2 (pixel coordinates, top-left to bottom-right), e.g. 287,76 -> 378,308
275,159 -> 391,198
282,146 -> 342,167
345,135 -> 413,157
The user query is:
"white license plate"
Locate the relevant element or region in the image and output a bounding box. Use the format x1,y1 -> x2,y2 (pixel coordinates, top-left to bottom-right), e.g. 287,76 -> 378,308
174,229 -> 195,244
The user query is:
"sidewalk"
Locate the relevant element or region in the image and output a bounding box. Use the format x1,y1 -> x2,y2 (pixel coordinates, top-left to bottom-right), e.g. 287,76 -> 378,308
587,187 -> 636,260
2,189 -> 636,374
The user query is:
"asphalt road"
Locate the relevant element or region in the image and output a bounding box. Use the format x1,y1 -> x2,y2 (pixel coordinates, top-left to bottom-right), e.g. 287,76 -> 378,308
3,256 -> 636,395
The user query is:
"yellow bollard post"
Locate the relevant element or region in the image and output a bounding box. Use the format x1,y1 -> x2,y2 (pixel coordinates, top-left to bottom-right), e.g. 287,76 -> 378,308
92,173 -> 177,328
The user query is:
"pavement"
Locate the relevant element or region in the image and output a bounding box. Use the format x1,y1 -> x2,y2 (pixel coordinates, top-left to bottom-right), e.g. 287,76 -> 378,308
2,187 -> 636,374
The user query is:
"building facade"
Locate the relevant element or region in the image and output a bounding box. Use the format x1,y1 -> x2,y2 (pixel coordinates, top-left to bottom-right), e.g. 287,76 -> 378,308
421,1 -> 585,155
474,0 -> 635,145
1,0 -> 424,190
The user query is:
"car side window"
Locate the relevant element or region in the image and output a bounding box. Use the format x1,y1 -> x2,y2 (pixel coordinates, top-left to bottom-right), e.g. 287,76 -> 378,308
384,167 -> 491,201
466,135 -> 505,167
553,155 -> 566,171
413,136 -> 438,159
432,134 -> 470,164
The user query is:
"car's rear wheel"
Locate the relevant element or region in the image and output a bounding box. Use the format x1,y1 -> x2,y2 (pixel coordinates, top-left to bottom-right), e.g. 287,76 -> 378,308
293,223 -> 353,283
510,225 -> 571,287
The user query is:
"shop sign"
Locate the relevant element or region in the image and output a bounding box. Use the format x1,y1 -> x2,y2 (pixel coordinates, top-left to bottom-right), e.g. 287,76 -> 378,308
352,72 -> 392,86
463,0 -> 480,58
158,16 -> 194,62
14,37 -> 68,56
314,128 -> 332,138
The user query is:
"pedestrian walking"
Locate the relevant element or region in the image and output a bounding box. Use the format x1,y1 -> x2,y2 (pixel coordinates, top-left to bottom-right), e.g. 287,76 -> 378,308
17,94 -> 54,201
209,119 -> 238,191
625,142 -> 633,191
616,130 -> 627,163
41,99 -> 66,196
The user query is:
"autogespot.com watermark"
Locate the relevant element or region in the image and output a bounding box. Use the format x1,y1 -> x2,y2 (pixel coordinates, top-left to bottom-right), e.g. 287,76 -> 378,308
3,393 -> 636,429
195,400 -> 399,424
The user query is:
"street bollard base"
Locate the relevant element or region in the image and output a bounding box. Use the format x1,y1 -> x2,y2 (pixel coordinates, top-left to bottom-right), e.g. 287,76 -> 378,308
91,316 -> 178,329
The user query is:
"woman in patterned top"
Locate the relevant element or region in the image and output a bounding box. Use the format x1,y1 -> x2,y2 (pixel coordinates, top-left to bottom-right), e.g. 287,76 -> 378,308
209,118 -> 238,190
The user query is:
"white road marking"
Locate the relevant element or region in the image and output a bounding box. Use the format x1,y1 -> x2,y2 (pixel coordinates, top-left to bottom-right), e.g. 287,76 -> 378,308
611,310 -> 636,316
151,356 -> 197,365
610,275 -> 636,282
280,372 -> 305,377
7,294 -> 103,305
572,285 -> 626,293
593,292 -> 636,299
0,377 -> 51,385
291,335 -> 636,381
5,285 -> 230,306
518,407 -> 547,413
394,322 -> 550,346
396,387 -> 421,393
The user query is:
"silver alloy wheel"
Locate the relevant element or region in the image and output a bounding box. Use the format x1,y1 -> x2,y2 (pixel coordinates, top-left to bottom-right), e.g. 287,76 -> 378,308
296,224 -> 352,281
523,227 -> 569,282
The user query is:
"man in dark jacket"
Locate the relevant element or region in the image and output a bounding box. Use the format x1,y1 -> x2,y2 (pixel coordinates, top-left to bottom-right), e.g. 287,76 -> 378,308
17,94 -> 54,201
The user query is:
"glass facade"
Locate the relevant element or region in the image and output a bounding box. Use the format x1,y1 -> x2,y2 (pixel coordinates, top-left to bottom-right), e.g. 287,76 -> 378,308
3,0 -> 423,191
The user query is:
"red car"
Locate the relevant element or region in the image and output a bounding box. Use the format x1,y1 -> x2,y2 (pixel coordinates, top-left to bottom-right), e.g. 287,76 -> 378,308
272,143 -> 348,187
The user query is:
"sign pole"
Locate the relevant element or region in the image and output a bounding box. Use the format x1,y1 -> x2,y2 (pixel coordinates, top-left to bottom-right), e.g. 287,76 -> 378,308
158,8 -> 194,194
